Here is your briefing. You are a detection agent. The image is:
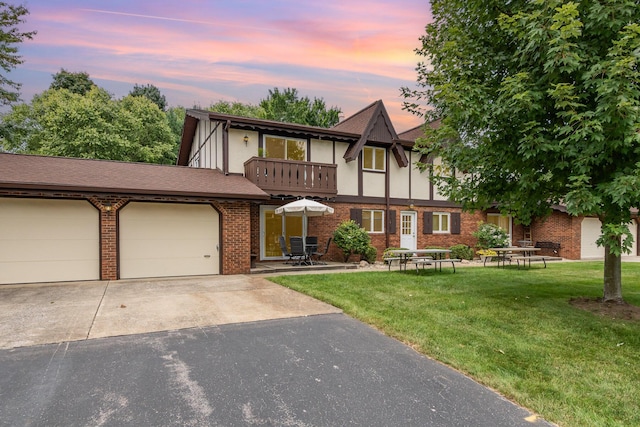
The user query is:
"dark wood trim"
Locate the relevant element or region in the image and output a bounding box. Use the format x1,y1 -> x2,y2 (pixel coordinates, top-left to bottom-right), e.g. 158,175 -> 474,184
358,152 -> 363,196
222,120 -> 230,174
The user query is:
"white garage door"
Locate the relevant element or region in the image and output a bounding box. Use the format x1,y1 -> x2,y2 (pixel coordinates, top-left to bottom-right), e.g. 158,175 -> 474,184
581,217 -> 638,259
119,202 -> 219,279
0,198 -> 100,284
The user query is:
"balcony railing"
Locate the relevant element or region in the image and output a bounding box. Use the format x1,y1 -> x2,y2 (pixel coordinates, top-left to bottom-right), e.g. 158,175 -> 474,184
244,157 -> 337,198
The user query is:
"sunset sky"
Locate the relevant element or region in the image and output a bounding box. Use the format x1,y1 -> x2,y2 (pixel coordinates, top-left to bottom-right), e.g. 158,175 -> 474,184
11,1 -> 431,130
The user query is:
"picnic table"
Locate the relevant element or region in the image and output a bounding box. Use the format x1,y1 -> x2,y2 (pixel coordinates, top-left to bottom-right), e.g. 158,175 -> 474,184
385,249 -> 460,273
487,247 -> 544,268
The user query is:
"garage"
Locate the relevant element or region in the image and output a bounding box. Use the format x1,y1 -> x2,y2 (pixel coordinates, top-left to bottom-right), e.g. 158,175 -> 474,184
119,202 -> 220,279
581,217 -> 638,259
0,198 -> 100,285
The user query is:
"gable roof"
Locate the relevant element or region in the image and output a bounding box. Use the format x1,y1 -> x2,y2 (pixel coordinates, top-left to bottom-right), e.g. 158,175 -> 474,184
0,153 -> 269,200
334,100 -> 408,167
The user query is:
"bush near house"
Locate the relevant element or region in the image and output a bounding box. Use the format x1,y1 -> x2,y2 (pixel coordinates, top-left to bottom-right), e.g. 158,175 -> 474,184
333,220 -> 375,262
473,222 -> 509,249
449,244 -> 474,260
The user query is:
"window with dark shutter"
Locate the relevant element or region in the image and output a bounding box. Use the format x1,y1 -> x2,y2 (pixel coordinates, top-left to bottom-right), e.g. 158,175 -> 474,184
423,211 -> 433,234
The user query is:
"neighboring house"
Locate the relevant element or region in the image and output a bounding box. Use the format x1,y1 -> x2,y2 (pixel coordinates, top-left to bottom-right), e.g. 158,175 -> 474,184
1,99 -> 634,285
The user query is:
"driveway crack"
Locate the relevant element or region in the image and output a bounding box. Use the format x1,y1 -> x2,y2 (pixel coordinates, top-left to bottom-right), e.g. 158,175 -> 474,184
87,281 -> 110,339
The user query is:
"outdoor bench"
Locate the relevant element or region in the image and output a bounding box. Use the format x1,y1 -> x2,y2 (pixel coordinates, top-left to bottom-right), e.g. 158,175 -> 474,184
412,257 -> 460,273
384,257 -> 406,271
534,241 -> 561,255
411,256 -> 433,272
510,255 -> 548,269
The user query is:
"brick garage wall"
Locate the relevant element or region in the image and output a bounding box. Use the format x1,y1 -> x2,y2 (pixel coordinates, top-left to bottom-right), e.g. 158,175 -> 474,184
530,211 -> 581,259
218,200 -> 252,275
0,190 -> 252,280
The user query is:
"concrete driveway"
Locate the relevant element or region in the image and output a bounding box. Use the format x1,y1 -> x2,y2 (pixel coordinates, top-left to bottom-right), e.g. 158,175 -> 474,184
0,275 -> 341,349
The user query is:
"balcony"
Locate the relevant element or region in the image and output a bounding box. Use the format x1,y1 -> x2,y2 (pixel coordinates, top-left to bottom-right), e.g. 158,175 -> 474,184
244,157 -> 337,198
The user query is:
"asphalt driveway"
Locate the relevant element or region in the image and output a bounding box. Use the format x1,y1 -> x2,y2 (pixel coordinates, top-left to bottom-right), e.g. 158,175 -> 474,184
0,275 -> 553,426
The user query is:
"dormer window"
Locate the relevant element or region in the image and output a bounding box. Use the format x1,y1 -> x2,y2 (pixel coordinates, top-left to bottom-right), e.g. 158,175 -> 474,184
264,135 -> 306,161
363,146 -> 385,171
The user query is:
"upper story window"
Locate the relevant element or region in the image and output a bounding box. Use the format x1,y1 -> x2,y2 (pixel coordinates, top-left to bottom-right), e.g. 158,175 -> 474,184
264,135 -> 306,161
363,209 -> 384,233
363,146 -> 385,171
433,212 -> 450,233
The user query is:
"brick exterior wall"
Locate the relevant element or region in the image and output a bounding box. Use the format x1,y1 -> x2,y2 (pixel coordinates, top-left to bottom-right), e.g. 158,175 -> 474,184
255,201 -> 485,263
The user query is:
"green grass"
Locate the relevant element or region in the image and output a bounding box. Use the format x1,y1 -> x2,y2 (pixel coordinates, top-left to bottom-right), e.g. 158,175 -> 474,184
269,262 -> 640,427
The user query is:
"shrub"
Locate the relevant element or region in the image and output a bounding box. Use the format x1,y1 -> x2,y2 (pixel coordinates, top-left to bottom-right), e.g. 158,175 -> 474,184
363,245 -> 377,263
472,222 -> 509,249
449,244 -> 474,260
332,220 -> 372,262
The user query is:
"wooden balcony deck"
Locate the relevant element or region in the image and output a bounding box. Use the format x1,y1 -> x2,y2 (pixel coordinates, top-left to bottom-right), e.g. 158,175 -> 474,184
244,157 -> 337,198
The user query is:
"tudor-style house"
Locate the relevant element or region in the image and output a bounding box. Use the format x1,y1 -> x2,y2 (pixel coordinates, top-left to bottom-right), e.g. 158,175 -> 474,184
177,100 -> 482,264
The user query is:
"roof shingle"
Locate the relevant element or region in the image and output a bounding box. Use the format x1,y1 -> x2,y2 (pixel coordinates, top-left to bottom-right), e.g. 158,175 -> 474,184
0,153 -> 269,200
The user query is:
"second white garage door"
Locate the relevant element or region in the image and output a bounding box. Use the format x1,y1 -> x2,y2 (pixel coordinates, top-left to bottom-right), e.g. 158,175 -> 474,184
119,202 -> 220,279
581,217 -> 638,259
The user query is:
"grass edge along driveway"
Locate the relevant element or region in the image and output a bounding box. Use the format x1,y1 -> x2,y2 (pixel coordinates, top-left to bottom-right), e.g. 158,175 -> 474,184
269,262 -> 640,427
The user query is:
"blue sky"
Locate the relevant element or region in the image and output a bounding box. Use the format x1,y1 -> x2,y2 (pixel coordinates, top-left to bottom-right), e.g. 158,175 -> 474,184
11,0 -> 431,129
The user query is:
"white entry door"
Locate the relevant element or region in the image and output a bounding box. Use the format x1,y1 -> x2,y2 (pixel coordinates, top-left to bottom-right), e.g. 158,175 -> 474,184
400,211 -> 417,250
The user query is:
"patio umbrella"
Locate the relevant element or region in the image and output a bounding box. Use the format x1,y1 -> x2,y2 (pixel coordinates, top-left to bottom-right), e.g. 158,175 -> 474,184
275,198 -> 334,241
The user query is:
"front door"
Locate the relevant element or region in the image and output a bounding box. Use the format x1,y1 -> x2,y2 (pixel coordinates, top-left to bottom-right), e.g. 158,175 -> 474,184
260,206 -> 303,260
400,211 -> 417,250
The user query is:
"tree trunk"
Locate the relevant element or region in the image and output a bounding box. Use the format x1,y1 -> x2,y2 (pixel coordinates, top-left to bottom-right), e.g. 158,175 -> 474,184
603,244 -> 623,303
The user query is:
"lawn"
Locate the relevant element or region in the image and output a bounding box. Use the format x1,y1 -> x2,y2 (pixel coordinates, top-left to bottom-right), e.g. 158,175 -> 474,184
269,261 -> 640,427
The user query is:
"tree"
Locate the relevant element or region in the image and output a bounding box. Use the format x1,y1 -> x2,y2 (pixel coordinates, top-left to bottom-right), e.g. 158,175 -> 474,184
49,69 -> 95,95
165,106 -> 186,158
0,87 -> 176,163
260,87 -> 341,127
129,83 -> 167,111
206,99 -> 266,118
403,0 -> 640,302
0,2 -> 36,106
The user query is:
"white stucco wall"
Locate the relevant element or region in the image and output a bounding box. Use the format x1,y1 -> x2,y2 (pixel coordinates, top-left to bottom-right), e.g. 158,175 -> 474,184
431,156 -> 449,201
310,139 -> 334,164
410,151 -> 431,200
362,171 -> 386,197
228,129 -> 259,174
388,150 -> 410,199
336,142 -> 358,196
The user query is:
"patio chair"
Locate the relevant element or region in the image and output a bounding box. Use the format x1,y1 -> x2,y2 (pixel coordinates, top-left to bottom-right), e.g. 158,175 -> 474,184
289,236 -> 308,265
279,236 -> 295,264
311,237 -> 332,265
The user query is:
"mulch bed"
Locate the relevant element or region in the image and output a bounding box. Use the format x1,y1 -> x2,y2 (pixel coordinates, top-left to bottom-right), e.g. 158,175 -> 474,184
569,297 -> 640,321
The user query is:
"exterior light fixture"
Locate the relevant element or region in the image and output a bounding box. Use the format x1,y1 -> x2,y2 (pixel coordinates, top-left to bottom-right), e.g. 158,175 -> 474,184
243,135 -> 249,145
104,202 -> 112,212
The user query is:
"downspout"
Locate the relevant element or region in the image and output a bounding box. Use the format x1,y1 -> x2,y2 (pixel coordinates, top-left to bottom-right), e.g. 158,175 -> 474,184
223,120 -> 230,174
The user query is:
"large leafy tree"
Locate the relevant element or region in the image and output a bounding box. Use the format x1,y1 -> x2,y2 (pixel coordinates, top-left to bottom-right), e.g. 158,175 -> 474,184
260,87 -> 341,127
49,69 -> 95,95
129,83 -> 167,111
403,0 -> 640,302
0,2 -> 36,106
1,87 -> 176,163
